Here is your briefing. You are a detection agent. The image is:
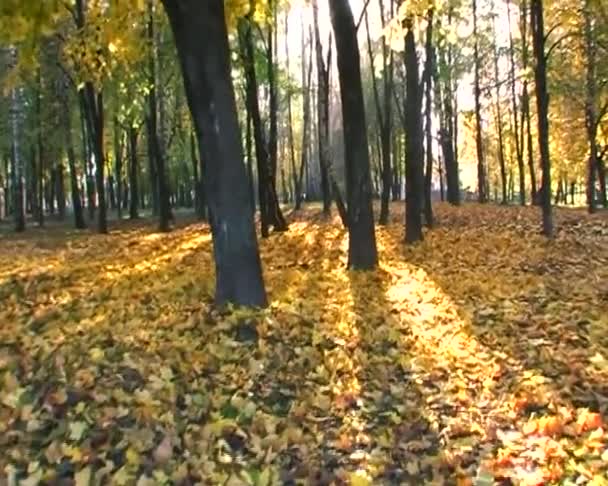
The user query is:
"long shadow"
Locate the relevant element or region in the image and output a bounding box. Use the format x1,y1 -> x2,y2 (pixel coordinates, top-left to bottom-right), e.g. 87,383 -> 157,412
379,202 -> 608,481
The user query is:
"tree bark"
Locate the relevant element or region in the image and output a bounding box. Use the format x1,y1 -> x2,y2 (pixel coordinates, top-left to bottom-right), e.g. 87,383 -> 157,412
313,0 -> 332,215
162,0 -> 267,307
521,0 -> 537,203
531,0 -> 554,236
128,124 -> 140,219
148,0 -> 171,232
9,47 -> 25,232
239,13 -> 287,236
404,22 -> 424,243
329,0 -> 378,269
507,0 -> 526,205
583,0 -> 598,214
473,0 -> 487,203
492,22 -> 508,205
423,9 -> 434,227
364,2 -> 392,226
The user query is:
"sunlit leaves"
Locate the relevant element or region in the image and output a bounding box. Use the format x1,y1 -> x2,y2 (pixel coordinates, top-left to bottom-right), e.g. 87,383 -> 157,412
0,204 -> 607,483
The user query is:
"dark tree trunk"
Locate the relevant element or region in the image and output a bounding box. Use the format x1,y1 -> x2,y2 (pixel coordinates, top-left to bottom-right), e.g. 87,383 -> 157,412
364,2 -> 392,226
531,0 -> 553,236
76,0 -> 107,233
521,0 -> 537,203
239,14 -> 287,236
114,119 -> 123,220
507,0 -> 526,205
79,94 -> 96,221
148,1 -> 171,232
597,156 -> 607,207
438,30 -> 460,205
329,0 -> 378,269
404,22 -> 424,243
473,0 -> 487,203
583,0 -> 598,214
61,78 -> 86,229
128,124 -> 140,219
295,25 -> 313,211
492,26 -> 508,205
162,0 -> 267,307
423,10 -> 435,227
9,60 -> 25,232
35,70 -> 44,226
313,0 -> 332,215
56,163 -> 66,219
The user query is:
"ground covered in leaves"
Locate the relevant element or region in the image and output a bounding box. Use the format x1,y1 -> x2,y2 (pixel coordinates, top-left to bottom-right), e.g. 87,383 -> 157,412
1,203 -> 608,486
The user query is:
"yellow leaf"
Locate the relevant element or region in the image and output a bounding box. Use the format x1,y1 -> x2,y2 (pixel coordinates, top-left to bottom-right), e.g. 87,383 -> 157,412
74,466 -> 92,486
349,470 -> 371,486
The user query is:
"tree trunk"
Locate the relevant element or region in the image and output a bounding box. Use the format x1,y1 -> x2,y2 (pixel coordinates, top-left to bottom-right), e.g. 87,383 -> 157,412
313,0 -> 332,215
521,0 -> 537,203
404,22 -> 424,243
114,119 -> 123,220
329,0 -> 378,269
76,0 -> 107,233
531,0 -> 553,236
296,24 -> 313,211
284,11 -> 299,210
61,80 -> 86,230
56,163 -> 66,219
364,2 -> 392,226
10,47 -> 25,232
162,0 -> 267,307
239,13 -> 287,236
148,0 -> 171,232
35,70 -> 44,226
473,0 -> 487,203
583,0 -> 598,214
423,10 -> 435,227
492,22 -> 508,205
507,0 -> 526,205
127,124 -> 140,219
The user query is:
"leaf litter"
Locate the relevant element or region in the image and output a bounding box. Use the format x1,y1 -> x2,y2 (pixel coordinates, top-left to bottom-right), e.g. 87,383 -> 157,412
0,203 -> 607,485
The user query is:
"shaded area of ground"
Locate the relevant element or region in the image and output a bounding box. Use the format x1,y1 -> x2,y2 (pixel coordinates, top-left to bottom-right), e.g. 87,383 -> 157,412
0,203 -> 607,485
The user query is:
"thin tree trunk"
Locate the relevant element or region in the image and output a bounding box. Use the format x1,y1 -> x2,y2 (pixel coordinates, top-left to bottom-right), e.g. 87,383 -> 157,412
313,0 -> 332,215
473,0 -> 487,203
423,9 -> 434,226
583,0 -> 598,214
531,0 -> 553,236
492,20 -> 508,205
148,0 -> 171,232
128,124 -> 140,219
329,0 -> 378,268
239,11 -> 287,236
521,0 -> 537,202
10,47 -> 25,232
507,0 -> 526,205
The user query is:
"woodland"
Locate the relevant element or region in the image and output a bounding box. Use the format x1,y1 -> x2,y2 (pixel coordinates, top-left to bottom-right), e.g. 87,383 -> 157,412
0,0 -> 607,484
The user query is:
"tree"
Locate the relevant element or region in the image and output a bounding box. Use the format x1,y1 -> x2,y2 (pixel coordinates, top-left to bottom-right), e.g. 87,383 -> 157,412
162,0 -> 267,306
404,20 -> 424,243
472,0 -> 487,203
329,0 -> 378,269
531,0 -> 554,236
312,0 -> 333,215
9,47 -> 25,232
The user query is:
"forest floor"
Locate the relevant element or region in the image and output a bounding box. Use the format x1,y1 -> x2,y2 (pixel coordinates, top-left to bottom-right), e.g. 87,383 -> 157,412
1,203 -> 608,486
